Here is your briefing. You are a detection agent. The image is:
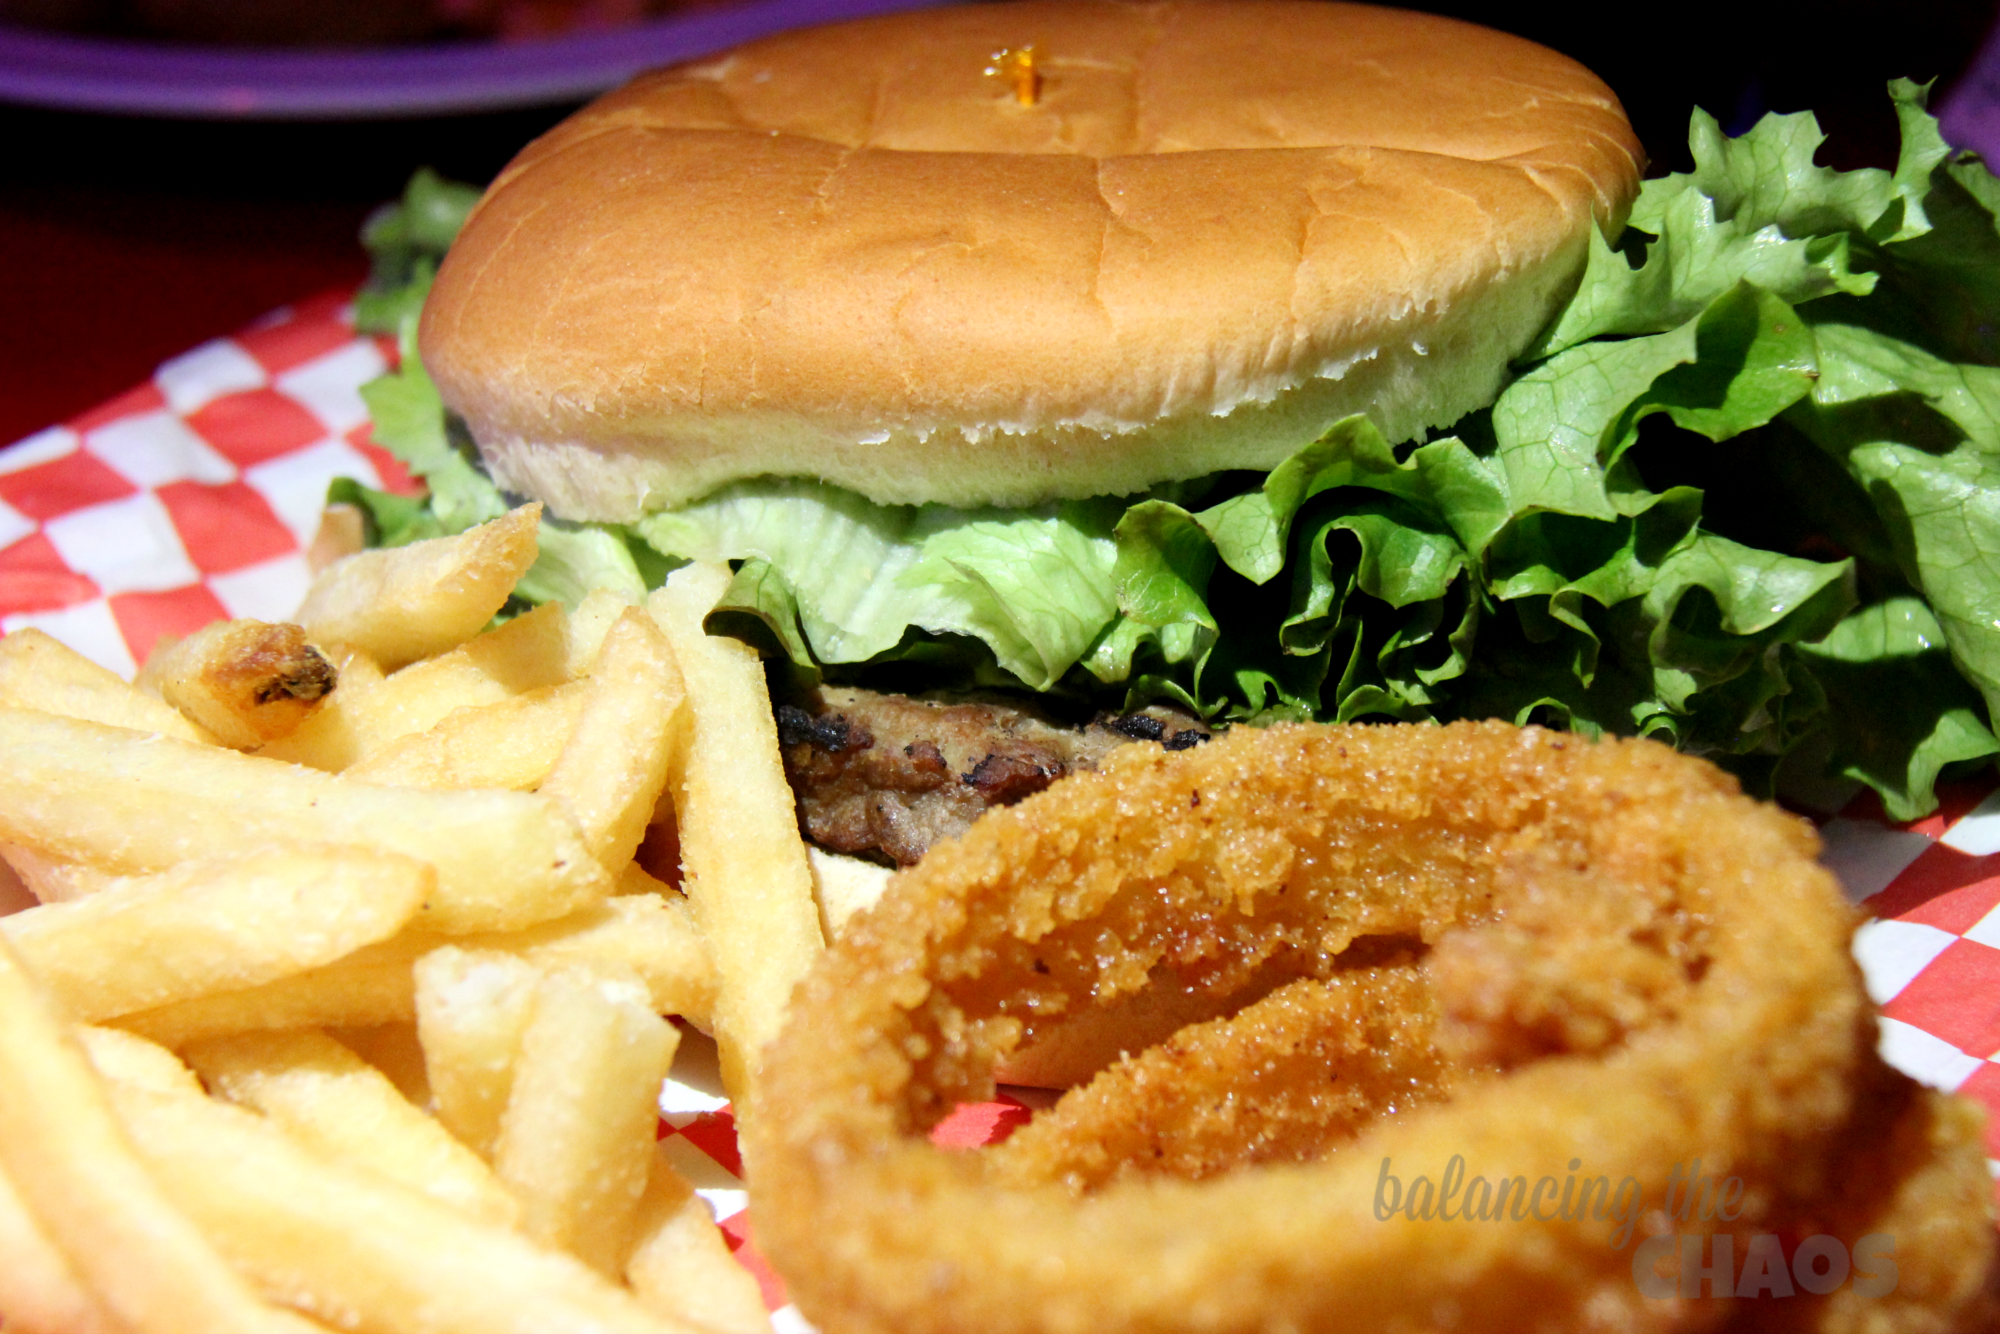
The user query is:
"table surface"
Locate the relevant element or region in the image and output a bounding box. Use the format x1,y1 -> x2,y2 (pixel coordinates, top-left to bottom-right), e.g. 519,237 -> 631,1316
0,0 -> 1994,454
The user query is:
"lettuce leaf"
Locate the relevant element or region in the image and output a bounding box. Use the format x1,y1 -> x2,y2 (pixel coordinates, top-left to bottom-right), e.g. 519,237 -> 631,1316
1798,597 -> 2000,820
635,482 -> 1120,691
352,169 -> 482,337
350,321 -> 660,615
349,84 -> 2000,816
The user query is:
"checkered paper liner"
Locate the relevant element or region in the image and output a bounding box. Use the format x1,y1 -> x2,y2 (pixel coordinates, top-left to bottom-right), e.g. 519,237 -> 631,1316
3,293 -> 1999,1321
0,291 -> 409,677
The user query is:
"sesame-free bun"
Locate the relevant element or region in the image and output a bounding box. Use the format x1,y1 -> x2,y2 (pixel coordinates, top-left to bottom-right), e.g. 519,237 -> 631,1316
421,0 -> 1643,522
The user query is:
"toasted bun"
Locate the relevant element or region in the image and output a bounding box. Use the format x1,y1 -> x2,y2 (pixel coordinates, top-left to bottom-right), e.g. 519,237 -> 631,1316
422,0 -> 1643,522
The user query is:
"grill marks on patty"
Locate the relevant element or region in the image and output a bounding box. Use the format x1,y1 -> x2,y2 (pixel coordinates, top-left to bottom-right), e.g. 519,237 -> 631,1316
776,686 -> 1211,867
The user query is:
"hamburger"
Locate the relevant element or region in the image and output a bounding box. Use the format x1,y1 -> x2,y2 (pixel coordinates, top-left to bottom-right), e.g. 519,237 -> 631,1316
351,0 -> 2000,858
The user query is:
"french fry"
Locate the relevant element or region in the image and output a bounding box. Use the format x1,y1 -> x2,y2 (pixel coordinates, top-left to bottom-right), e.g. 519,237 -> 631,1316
295,504 -> 542,671
185,1030 -> 522,1230
329,1022 -> 432,1107
258,607 -> 569,771
619,860 -> 674,895
490,892 -> 716,1024
76,1024 -> 207,1095
648,564 -> 824,1114
248,644 -> 385,773
343,682 -> 588,790
1,842 -> 118,903
492,966 -> 679,1274
539,608 -> 685,872
118,933 -> 428,1050
306,502 -> 366,575
2,847 -> 430,1023
127,893 -> 715,1051
138,619 -> 338,749
0,563 -> 786,1331
624,1143 -> 771,1334
0,627 -> 216,743
564,587 -> 636,674
0,1159 -> 120,1334
806,845 -> 894,938
413,947 -> 542,1161
406,896 -> 714,1158
0,843 -> 37,915
364,600 -> 573,720
0,937 -> 319,1334
98,1070 -> 709,1334
0,707 -> 610,935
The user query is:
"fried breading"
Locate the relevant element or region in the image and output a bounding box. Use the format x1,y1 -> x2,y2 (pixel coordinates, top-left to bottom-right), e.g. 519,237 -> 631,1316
750,721 -> 1997,1334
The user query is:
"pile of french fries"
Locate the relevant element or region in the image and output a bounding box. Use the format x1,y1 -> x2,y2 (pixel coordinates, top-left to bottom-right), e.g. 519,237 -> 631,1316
0,506 -> 842,1334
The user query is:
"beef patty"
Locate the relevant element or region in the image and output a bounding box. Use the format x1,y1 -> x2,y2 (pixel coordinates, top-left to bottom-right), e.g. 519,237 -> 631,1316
776,685 -> 1211,866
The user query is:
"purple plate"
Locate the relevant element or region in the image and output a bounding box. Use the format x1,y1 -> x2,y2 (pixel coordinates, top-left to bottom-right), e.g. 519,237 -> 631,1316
0,0 -> 952,119
1942,13 -> 2000,166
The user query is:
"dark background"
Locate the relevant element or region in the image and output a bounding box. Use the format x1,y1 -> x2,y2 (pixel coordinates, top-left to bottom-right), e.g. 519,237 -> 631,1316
1,0 -> 1996,447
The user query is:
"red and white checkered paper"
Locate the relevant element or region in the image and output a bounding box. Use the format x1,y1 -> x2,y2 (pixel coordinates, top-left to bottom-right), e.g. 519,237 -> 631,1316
0,291 -> 413,675
2,293 -> 1998,1322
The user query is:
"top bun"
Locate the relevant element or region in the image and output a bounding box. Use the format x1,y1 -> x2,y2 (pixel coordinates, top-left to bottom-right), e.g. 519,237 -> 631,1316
422,0 -> 1643,522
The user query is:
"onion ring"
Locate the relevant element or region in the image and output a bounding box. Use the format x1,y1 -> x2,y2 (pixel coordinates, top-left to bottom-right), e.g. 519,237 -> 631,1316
988,966 -> 1455,1190
749,721 -> 1996,1333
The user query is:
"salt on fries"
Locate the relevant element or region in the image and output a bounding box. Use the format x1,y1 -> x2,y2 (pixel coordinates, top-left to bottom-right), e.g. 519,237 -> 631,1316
0,506 -> 798,1334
